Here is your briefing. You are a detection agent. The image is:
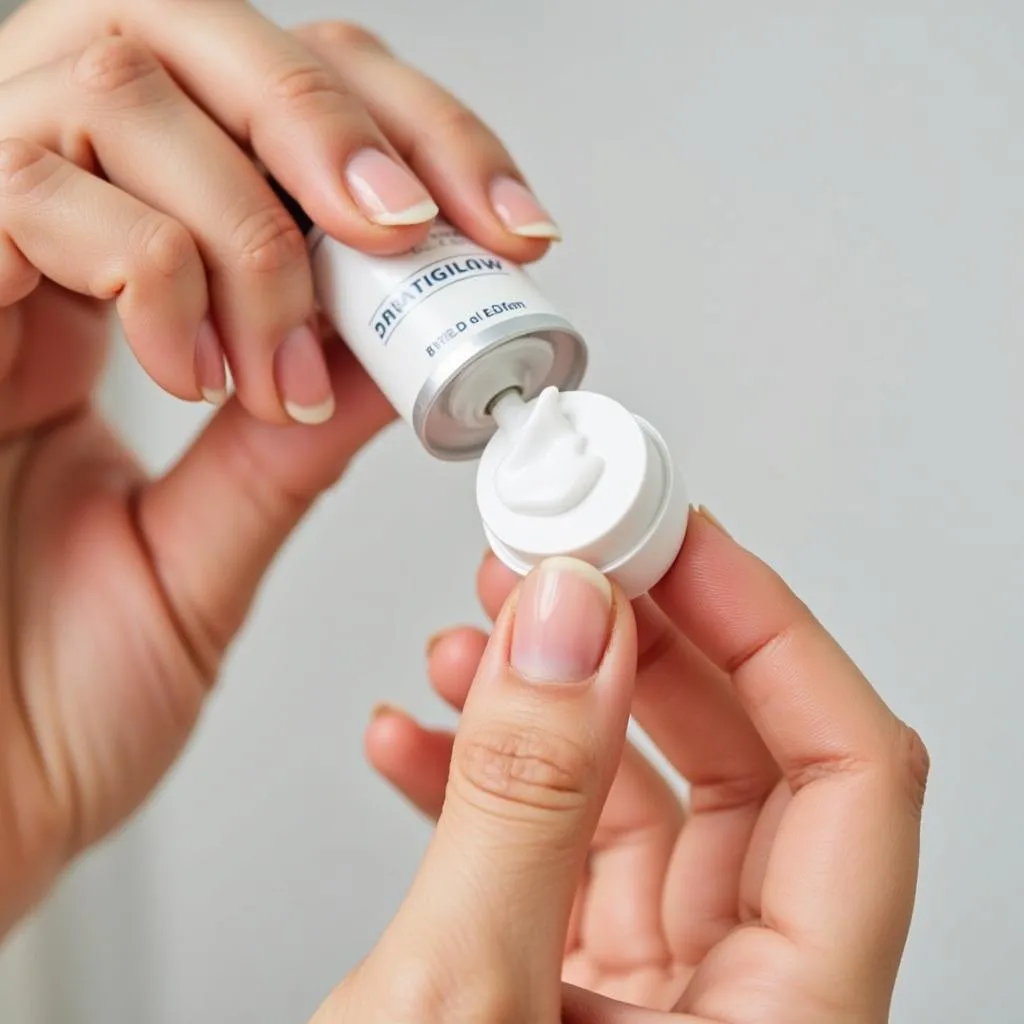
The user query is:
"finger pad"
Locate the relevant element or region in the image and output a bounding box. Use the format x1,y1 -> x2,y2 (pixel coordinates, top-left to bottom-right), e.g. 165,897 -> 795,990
477,553 -> 518,620
428,629 -> 488,708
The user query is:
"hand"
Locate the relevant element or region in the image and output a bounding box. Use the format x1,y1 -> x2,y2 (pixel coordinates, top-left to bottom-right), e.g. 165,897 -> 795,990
365,510 -> 929,1022
0,0 -> 559,934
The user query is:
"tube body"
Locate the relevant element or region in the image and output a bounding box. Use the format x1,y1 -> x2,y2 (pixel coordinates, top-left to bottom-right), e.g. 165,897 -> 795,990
310,220 -> 587,459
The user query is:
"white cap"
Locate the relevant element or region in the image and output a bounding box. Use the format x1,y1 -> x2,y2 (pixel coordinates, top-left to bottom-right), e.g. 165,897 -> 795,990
476,389 -> 688,598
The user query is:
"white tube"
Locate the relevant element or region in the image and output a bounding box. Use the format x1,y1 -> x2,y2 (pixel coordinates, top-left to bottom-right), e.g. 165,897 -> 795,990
294,208 -> 587,459
272,185 -> 686,594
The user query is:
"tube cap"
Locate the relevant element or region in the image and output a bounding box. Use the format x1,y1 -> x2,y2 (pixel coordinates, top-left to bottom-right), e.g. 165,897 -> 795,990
476,390 -> 688,598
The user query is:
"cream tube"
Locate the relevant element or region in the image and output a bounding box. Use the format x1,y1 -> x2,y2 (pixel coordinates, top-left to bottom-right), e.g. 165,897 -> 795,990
276,184 -> 687,596
271,181 -> 586,460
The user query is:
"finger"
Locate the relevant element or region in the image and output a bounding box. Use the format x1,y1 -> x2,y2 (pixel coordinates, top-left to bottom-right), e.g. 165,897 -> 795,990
0,42 -> 335,423
426,625 -> 489,711
562,985 -> 699,1022
0,138 -> 206,397
135,340 -> 395,676
477,548 -> 520,620
479,549 -> 780,962
362,711 -> 594,972
64,38 -> 316,422
0,228 -> 39,307
432,622 -> 603,721
738,780 -> 790,922
396,558 -> 636,1004
0,229 -> 39,386
0,0 -> 97,82
0,280 -> 108,439
580,743 -> 682,969
631,595 -> 780,964
365,704 -> 453,819
392,628 -> 586,956
563,985 -> 699,1022
121,3 -> 438,250
426,622 -> 683,967
652,509 -> 929,999
632,594 -> 777,794
295,21 -> 558,261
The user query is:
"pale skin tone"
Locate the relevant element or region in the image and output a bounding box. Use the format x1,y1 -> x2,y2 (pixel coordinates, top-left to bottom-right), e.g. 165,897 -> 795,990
0,2 -> 928,1021
0,0 -> 553,931
361,517 -> 929,1022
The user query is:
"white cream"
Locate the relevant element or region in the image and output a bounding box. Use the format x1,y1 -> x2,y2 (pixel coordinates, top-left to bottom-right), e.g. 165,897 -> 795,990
477,389 -> 688,598
490,387 -> 604,516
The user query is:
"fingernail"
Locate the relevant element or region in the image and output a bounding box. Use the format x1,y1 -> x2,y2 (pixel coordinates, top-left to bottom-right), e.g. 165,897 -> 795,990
696,505 -> 732,538
194,318 -> 228,405
426,630 -> 450,657
346,148 -> 438,226
274,323 -> 335,424
489,175 -> 561,239
511,557 -> 612,683
371,702 -> 404,721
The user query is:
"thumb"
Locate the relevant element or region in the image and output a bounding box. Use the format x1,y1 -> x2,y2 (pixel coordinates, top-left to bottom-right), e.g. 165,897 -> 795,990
136,340 -> 394,674
396,557 -> 637,1006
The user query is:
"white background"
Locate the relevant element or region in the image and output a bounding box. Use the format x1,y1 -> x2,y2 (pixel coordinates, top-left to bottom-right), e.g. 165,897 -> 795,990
1,1 -> 1021,1020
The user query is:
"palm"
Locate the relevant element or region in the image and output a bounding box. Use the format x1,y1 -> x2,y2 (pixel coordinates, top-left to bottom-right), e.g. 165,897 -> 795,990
560,766 -> 804,1020
0,284 -> 206,914
0,282 -> 394,931
375,636 -> 881,1022
367,565 -> 871,1022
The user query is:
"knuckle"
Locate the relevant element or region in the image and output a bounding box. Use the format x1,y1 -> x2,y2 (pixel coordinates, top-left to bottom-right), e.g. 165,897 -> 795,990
424,101 -> 490,144
454,722 -> 594,816
129,215 -> 198,280
71,37 -> 164,99
300,20 -> 389,55
408,101 -> 495,166
690,771 -> 779,815
892,722 -> 930,816
0,139 -> 60,199
229,203 -> 307,276
783,751 -> 867,793
266,58 -> 344,111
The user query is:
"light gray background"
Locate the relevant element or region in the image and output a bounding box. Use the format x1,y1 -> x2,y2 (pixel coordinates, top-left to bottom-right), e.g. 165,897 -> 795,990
0,1 -> 1021,1021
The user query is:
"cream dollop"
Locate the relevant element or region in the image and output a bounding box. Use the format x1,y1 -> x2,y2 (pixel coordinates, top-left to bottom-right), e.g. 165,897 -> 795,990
491,386 -> 604,516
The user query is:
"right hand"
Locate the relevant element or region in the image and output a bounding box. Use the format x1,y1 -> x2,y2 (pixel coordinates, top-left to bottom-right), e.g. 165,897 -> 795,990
367,509 -> 930,1021
0,0 -> 561,427
0,0 -> 559,936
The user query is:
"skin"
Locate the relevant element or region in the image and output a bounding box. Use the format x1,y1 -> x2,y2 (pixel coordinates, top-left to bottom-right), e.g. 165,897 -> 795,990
0,2 -> 928,1020
363,513 -> 930,1022
0,0 -> 553,935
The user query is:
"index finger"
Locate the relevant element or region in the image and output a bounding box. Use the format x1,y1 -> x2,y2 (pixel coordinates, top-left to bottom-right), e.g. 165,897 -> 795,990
0,1 -> 435,250
117,0 -> 435,252
651,510 -> 928,986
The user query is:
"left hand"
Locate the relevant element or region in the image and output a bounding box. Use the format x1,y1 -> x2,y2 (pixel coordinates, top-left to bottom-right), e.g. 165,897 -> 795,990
0,0 -> 557,935
361,510 -> 928,1022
